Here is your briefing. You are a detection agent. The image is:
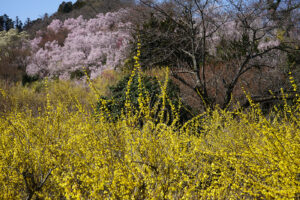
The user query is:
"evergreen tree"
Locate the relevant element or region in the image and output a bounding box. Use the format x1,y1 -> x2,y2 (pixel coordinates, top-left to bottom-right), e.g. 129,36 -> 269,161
0,16 -> 4,31
3,14 -> 14,31
58,1 -> 73,13
24,18 -> 31,28
15,16 -> 23,31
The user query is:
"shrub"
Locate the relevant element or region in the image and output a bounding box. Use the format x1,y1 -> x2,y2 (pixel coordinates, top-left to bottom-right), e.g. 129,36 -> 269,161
0,72 -> 299,199
21,74 -> 39,86
0,29 -> 31,82
0,42 -> 299,199
97,73 -> 193,124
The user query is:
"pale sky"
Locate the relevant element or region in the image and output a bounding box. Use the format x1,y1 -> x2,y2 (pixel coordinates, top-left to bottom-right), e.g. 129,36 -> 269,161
0,0 -> 77,23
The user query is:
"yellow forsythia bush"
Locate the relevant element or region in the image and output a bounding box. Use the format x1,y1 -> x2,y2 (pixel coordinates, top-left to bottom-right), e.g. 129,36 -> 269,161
0,47 -> 299,199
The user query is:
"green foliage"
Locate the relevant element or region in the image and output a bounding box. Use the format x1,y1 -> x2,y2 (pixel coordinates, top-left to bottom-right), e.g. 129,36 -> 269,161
135,13 -> 192,69
22,74 -> 39,86
0,14 -> 14,31
72,0 -> 87,9
58,1 -> 73,13
216,34 -> 259,61
70,69 -> 85,80
97,73 -> 192,123
0,29 -> 28,53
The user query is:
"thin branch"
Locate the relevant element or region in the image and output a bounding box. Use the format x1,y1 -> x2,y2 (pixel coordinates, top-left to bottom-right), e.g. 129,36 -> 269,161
37,168 -> 55,191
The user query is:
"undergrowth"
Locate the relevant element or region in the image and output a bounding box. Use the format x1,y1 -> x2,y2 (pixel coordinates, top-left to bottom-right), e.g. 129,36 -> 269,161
0,43 -> 299,199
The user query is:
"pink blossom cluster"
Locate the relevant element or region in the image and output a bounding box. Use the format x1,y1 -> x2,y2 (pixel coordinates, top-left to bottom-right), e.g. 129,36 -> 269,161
26,9 -> 132,79
257,39 -> 280,51
210,18 -> 280,55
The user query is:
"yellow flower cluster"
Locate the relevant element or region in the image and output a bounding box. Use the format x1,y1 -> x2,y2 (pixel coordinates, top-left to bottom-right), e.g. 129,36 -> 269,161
0,47 -> 299,199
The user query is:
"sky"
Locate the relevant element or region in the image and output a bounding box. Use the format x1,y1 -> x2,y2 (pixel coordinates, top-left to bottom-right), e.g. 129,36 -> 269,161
0,0 -> 77,23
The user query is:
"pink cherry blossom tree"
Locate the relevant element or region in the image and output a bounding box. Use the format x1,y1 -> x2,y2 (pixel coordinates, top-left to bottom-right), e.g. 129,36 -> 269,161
26,9 -> 132,79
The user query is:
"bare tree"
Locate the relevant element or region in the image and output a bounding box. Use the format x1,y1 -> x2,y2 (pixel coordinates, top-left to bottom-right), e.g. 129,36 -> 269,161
135,0 -> 300,109
217,0 -> 300,107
